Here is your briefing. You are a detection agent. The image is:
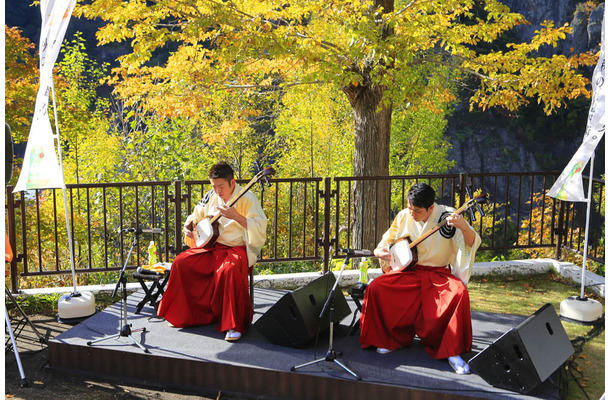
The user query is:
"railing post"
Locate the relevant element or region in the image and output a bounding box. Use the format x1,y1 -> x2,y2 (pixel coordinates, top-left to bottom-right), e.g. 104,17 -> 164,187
554,200 -> 566,260
458,172 -> 467,206
319,177 -> 333,273
173,181 -> 183,257
6,186 -> 19,293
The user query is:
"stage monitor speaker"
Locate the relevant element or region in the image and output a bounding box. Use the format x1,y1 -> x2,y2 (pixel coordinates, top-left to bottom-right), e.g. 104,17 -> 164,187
469,303 -> 574,394
254,272 -> 351,348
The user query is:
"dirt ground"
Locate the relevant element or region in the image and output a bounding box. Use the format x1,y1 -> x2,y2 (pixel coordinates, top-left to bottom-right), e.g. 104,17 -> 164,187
4,314 -> 242,400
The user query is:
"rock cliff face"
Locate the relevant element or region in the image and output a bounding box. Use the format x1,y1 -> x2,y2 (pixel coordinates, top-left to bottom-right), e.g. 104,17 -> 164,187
501,0 -> 603,55
447,107 -> 546,174
447,1 -> 605,176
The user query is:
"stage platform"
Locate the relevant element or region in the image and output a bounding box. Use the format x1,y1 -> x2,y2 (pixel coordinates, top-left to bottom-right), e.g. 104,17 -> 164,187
48,288 -> 563,400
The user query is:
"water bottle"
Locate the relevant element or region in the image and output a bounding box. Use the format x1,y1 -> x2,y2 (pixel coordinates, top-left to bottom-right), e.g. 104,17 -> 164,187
148,241 -> 157,265
359,257 -> 368,283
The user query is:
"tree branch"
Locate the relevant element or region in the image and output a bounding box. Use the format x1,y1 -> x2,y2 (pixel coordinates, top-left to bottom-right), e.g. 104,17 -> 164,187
219,80 -> 327,91
393,0 -> 417,18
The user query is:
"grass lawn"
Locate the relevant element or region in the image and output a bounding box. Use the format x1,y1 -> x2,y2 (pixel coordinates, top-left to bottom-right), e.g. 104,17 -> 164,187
468,272 -> 605,400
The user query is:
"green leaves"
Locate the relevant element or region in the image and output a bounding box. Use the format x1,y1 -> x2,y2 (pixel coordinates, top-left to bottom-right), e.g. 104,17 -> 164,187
271,84 -> 354,178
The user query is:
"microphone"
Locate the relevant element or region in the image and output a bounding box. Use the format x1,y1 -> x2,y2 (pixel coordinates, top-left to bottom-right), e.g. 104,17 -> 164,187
121,227 -> 163,234
140,228 -> 163,234
340,248 -> 373,257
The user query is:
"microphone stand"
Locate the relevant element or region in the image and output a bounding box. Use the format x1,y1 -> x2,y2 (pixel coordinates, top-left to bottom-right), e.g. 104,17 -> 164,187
5,303 -> 28,386
87,230 -> 149,353
291,253 -> 361,380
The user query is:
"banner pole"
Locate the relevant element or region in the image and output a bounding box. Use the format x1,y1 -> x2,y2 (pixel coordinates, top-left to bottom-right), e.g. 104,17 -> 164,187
579,153 -> 594,299
50,80 -> 78,294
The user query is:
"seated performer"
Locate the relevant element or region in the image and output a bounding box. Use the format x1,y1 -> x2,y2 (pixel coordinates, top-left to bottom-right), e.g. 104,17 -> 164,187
158,162 -> 267,341
359,182 -> 481,374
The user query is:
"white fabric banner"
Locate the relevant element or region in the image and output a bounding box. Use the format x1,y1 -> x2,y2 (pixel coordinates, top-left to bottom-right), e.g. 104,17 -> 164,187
548,25 -> 605,202
14,0 -> 76,192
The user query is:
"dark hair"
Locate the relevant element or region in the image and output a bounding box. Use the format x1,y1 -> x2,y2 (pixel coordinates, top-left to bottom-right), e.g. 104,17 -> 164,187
407,182 -> 435,209
208,162 -> 234,182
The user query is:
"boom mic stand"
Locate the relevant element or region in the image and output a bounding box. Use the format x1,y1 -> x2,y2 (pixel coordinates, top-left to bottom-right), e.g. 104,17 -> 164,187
87,229 -> 149,353
291,251 -> 362,380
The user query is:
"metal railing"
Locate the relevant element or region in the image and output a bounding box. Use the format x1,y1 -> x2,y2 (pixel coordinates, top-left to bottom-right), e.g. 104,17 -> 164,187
5,172 -> 605,293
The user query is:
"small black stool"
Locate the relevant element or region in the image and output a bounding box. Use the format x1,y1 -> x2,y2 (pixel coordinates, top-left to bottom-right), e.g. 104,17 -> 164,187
132,268 -> 170,314
349,282 -> 368,335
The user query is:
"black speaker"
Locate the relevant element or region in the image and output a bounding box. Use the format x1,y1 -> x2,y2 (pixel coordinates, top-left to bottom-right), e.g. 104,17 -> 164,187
255,272 -> 351,348
469,303 -> 574,394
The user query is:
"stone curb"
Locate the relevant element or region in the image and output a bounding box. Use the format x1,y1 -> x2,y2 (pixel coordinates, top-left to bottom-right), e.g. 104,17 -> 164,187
253,259 -> 605,299
15,259 -> 605,299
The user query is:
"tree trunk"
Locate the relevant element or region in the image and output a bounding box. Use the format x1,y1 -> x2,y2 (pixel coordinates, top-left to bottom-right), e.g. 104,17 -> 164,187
344,83 -> 392,252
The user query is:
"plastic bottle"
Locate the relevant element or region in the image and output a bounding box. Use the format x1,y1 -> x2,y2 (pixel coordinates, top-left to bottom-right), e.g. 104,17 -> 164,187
148,241 -> 157,265
359,257 -> 368,283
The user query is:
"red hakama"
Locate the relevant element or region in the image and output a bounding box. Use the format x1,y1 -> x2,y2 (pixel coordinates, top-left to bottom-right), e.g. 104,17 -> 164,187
157,244 -> 253,333
359,265 -> 472,359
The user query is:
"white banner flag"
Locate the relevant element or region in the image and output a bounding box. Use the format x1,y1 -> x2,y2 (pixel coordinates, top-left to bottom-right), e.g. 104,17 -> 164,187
13,0 -> 76,192
548,25 -> 605,202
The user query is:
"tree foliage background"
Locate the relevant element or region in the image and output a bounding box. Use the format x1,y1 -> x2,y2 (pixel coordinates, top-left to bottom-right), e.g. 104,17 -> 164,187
4,0 -> 603,280
7,1 -> 598,185
72,0 -> 596,248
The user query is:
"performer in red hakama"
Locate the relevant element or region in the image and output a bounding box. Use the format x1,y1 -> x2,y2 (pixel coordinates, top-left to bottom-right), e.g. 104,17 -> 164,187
360,183 -> 481,374
158,162 -> 267,341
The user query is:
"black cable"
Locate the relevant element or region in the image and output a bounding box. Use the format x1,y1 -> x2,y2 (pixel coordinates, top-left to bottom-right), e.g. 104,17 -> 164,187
81,322 -> 111,337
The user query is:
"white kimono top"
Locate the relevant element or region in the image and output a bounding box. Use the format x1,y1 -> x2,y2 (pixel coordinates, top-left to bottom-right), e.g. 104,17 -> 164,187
184,184 -> 267,267
376,203 -> 481,285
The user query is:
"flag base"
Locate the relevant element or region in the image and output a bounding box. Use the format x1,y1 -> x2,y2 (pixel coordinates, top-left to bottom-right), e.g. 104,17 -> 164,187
559,296 -> 603,325
58,291 -> 96,323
